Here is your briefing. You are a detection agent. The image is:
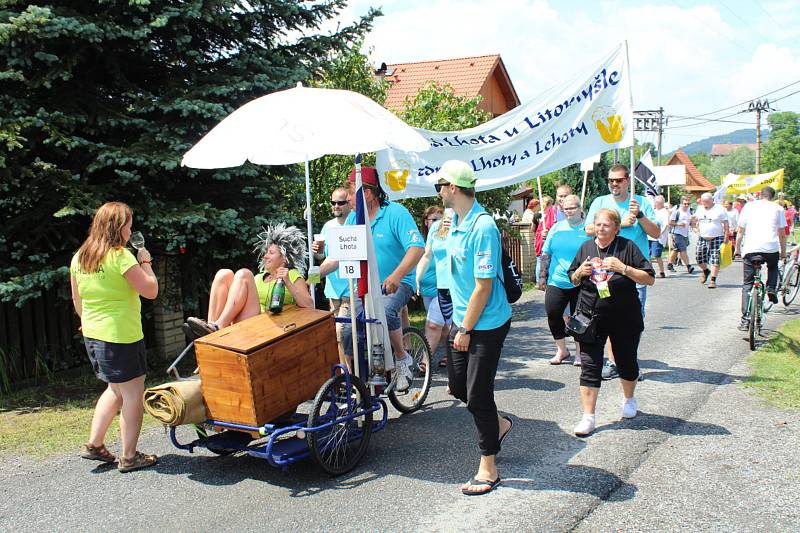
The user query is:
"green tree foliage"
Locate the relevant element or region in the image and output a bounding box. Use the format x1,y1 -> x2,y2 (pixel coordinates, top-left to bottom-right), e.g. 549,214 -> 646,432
397,82 -> 515,225
763,111 -> 800,203
0,1 -> 377,307
307,41 -> 388,229
707,146 -> 755,184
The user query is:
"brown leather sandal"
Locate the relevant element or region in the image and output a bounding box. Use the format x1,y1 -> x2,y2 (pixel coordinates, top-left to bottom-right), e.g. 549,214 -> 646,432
80,443 -> 116,463
118,451 -> 158,473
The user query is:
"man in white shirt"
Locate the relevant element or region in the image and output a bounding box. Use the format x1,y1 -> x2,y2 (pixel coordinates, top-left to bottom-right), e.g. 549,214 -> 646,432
691,192 -> 729,289
648,195 -> 670,278
735,186 -> 787,330
667,196 -> 695,274
723,200 -> 738,242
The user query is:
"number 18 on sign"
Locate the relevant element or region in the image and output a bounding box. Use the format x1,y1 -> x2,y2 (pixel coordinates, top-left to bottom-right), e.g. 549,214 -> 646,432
339,261 -> 360,279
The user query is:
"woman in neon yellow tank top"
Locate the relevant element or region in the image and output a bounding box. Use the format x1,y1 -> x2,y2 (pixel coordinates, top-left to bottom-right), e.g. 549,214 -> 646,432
70,202 -> 159,472
185,223 -> 313,337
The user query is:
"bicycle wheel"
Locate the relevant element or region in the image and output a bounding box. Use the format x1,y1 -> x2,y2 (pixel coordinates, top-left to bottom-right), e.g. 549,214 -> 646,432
748,287 -> 759,351
783,263 -> 800,306
307,373 -> 372,476
388,327 -> 432,414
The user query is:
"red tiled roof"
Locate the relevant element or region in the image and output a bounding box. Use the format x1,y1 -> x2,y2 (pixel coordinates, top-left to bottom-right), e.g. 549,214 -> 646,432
666,148 -> 715,191
382,54 -> 516,112
710,143 -> 757,156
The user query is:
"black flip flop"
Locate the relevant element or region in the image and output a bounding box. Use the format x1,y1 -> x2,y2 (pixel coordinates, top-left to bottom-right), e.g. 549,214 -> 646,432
498,415 -> 514,448
461,477 -> 501,496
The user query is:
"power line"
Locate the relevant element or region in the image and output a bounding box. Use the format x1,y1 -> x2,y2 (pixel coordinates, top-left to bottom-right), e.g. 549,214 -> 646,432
664,111 -> 747,130
667,79 -> 800,123
749,0 -> 787,32
717,0 -> 773,44
667,115 -> 752,126
769,88 -> 800,105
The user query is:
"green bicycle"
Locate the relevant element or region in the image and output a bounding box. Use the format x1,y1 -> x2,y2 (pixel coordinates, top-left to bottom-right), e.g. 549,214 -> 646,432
744,255 -> 769,351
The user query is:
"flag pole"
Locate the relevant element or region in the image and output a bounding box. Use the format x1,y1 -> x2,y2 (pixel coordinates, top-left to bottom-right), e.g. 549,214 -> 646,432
536,175 -> 543,207
580,170 -> 589,210
624,40 -> 636,202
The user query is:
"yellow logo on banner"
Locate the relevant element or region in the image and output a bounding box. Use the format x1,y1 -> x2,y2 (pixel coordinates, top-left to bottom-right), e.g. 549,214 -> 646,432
726,169 -> 784,194
592,106 -> 625,144
384,160 -> 410,191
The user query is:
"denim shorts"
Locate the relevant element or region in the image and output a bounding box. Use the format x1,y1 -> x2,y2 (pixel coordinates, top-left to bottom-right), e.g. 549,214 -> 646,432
84,337 -> 147,383
340,283 -> 413,355
649,240 -> 664,258
673,233 -> 689,252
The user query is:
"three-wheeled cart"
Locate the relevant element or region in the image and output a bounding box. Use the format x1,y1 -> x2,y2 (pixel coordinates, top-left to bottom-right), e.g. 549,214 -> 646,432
166,306 -> 431,475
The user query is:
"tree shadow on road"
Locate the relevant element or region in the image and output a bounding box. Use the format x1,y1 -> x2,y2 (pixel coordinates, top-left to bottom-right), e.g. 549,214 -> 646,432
638,359 -> 747,385
151,398 -> 633,501
595,411 -> 731,436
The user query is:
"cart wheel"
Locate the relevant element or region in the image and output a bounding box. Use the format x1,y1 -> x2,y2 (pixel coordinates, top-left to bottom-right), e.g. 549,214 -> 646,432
307,373 -> 373,476
388,327 -> 432,414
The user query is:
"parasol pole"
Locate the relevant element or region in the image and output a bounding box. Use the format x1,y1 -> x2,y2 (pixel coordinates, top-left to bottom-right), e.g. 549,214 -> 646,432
304,154 -> 316,306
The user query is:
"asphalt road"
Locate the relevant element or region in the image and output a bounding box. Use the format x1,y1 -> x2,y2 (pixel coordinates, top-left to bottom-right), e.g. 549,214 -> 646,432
1,260 -> 798,532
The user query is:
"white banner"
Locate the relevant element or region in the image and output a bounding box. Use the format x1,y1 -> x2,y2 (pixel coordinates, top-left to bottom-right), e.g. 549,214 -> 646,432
654,165 -> 686,186
377,43 -> 633,199
580,153 -> 602,171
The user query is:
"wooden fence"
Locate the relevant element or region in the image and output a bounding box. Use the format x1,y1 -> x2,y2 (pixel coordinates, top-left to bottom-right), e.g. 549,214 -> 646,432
0,281 -> 156,386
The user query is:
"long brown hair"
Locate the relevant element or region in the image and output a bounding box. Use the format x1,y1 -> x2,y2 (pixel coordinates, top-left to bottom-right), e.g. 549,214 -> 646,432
421,205 -> 443,239
76,202 -> 132,273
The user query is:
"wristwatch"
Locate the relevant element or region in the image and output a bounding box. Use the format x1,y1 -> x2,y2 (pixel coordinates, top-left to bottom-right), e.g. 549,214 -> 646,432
636,210 -> 644,219
457,326 -> 472,336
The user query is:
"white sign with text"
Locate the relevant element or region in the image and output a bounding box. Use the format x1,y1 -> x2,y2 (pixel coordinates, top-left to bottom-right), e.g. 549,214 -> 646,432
327,225 -> 367,260
338,260 -> 361,279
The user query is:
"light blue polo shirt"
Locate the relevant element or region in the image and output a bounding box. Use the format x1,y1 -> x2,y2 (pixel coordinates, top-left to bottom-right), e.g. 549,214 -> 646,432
346,202 -> 423,288
542,220 -> 590,289
447,201 -> 512,330
427,219 -> 451,290
320,218 -> 349,299
585,193 -> 656,258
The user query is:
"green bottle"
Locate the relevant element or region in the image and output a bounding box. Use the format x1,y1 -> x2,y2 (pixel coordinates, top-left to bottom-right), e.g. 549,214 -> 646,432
269,278 -> 285,314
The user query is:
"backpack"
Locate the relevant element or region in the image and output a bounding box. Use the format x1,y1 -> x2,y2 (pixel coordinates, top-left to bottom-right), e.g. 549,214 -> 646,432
478,214 -> 523,303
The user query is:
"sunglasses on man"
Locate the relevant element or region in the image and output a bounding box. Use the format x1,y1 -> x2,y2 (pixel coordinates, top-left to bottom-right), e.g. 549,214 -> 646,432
330,200 -> 348,206
434,182 -> 448,193
607,178 -> 627,184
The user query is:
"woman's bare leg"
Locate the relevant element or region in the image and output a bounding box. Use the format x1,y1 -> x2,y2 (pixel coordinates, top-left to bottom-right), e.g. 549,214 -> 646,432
88,385 -> 122,448
215,269 -> 261,326
207,269 -> 234,323
113,375 -> 146,460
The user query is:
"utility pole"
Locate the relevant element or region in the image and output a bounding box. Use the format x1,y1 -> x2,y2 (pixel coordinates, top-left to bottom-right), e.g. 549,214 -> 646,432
741,99 -> 775,174
633,109 -> 666,163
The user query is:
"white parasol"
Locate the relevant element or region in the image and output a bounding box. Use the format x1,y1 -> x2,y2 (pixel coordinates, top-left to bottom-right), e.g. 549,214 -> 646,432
181,82 -> 430,299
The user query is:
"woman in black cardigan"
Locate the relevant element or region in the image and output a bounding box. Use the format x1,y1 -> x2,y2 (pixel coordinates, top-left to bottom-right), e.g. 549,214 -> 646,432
567,208 -> 655,437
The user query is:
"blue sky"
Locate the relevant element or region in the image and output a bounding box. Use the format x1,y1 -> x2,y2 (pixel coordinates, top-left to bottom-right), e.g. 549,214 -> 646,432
336,0 -> 800,152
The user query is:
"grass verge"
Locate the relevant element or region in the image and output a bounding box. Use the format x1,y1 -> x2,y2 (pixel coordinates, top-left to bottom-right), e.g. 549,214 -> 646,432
744,318 -> 800,410
0,368 -> 162,459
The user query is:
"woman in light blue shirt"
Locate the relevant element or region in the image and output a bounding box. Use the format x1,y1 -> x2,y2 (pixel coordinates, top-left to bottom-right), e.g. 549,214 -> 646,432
538,194 -> 589,366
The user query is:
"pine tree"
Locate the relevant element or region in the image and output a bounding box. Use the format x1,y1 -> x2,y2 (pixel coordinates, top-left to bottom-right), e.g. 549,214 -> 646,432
0,0 -> 378,307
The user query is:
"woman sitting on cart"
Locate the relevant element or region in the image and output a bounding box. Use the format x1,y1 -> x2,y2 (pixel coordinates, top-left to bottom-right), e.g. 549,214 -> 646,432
186,223 -> 313,337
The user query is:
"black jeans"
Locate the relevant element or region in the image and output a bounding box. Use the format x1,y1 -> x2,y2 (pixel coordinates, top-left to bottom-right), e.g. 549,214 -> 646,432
579,317 -> 641,388
544,285 -> 579,340
447,319 -> 511,456
741,252 -> 779,317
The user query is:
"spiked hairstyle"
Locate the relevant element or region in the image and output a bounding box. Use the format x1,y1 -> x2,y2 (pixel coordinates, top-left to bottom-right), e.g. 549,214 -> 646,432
254,223 -> 308,276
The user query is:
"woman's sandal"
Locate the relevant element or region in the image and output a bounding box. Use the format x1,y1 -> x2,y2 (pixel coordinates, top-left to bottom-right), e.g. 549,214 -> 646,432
80,443 -> 116,463
118,451 -> 158,473
549,351 -> 571,365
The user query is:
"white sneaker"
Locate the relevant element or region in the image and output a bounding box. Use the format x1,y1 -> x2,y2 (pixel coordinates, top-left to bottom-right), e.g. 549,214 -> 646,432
394,354 -> 413,392
622,397 -> 638,419
573,414 -> 596,437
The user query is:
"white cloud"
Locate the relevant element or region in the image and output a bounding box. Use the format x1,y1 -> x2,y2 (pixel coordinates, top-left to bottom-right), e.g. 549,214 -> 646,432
337,0 -> 799,150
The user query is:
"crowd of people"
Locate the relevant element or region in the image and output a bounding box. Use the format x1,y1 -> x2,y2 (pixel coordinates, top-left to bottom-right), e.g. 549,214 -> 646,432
69,163 -> 794,488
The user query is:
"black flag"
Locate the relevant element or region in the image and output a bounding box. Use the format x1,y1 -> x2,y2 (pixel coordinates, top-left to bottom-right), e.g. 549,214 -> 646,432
634,150 -> 659,197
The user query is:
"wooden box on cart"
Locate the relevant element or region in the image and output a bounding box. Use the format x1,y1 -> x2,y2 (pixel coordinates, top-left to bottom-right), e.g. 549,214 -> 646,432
194,307 -> 339,428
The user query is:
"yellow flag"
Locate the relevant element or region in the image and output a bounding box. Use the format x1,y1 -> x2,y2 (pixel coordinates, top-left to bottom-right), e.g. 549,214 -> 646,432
726,169 -> 784,194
